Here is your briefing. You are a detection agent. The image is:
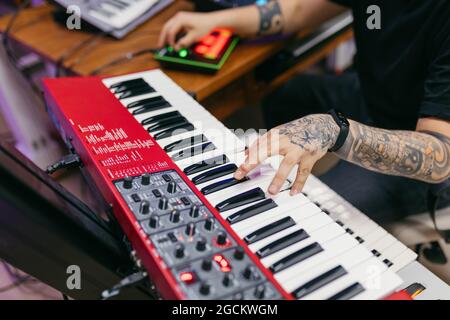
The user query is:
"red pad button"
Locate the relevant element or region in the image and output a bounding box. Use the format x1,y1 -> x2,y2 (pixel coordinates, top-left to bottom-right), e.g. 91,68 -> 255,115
179,271 -> 196,284
213,254 -> 232,273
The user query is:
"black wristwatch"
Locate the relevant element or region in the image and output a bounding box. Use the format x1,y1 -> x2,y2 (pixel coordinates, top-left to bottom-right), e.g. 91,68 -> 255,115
327,109 -> 350,152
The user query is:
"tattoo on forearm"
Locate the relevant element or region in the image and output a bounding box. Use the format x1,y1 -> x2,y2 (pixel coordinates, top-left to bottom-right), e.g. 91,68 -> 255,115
336,122 -> 450,183
278,114 -> 339,154
257,0 -> 284,35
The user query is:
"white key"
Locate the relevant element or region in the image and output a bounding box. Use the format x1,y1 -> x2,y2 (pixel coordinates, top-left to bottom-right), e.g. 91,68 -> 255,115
351,271 -> 403,300
363,226 -> 388,247
389,250 -> 417,273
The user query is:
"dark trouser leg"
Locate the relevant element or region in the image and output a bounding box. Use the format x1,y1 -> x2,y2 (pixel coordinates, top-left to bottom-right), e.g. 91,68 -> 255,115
262,72 -> 438,223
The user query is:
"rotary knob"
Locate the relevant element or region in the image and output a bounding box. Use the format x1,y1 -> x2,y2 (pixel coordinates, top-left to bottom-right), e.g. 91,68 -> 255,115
169,210 -> 180,223
139,200 -> 150,215
203,218 -> 215,231
243,265 -> 257,280
216,231 -> 227,245
199,282 -> 210,296
233,247 -> 245,260
189,205 -> 200,218
158,197 -> 169,210
201,258 -> 212,271
254,284 -> 266,299
122,176 -> 133,189
167,181 -> 177,193
174,244 -> 185,259
185,222 -> 196,237
141,173 -> 150,185
149,215 -> 159,229
222,274 -> 234,287
195,237 -> 207,251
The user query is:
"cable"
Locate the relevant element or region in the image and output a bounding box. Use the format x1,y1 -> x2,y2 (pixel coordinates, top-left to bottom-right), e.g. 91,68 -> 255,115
101,270 -> 148,300
89,48 -> 159,76
46,153 -> 82,174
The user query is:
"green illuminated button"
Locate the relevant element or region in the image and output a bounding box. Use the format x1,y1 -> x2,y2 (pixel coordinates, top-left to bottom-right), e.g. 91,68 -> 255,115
178,49 -> 189,58
167,46 -> 174,53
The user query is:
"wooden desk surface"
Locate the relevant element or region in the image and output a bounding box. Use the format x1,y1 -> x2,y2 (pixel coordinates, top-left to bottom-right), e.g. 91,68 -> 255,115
0,1 -> 290,101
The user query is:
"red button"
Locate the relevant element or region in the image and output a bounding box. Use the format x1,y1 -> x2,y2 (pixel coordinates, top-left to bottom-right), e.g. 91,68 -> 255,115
179,271 -> 196,284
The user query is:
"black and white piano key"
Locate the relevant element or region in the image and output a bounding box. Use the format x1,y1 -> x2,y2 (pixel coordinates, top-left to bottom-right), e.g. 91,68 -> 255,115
231,199 -> 319,234
292,265 -> 348,299
191,163 -> 238,185
165,134 -> 208,153
281,241 -> 373,294
349,271 -> 403,300
89,0 -> 160,30
273,234 -> 360,284
304,257 -> 387,300
227,199 -> 278,225
250,222 -> 345,261
171,142 -> 217,162
257,216 -> 342,267
327,282 -> 365,300
215,187 -> 266,212
244,216 -> 297,245
201,177 -> 249,196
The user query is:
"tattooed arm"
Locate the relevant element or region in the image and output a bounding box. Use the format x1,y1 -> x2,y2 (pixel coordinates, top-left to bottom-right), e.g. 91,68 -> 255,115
234,114 -> 450,195
336,118 -> 450,184
159,0 -> 346,50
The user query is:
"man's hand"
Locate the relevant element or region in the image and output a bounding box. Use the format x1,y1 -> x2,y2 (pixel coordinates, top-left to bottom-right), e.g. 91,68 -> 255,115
234,114 -> 339,196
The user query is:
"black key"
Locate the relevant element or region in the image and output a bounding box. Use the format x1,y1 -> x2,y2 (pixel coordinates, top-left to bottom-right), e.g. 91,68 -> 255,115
383,259 -> 393,267
152,189 -> 162,197
118,85 -> 155,100
133,104 -> 171,116
113,81 -> 148,94
292,265 -> 348,299
216,187 -> 266,212
110,0 -> 129,8
327,282 -> 365,300
227,199 -> 277,225
192,163 -> 237,185
127,96 -> 166,109
244,216 -> 295,245
94,7 -> 114,17
372,249 -> 381,257
256,229 -> 309,258
162,174 -> 172,182
269,242 -> 323,274
104,0 -> 126,10
147,116 -> 187,132
164,134 -> 207,153
183,155 -> 229,176
201,177 -> 249,195
172,142 -> 216,162
110,78 -> 145,89
142,111 -> 182,126
154,123 -> 195,140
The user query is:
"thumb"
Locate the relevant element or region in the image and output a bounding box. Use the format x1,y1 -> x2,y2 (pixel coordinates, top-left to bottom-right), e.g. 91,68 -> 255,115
174,32 -> 198,51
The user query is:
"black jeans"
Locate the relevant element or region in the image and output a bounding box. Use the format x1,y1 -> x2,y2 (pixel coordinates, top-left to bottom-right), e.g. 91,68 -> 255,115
262,72 -> 436,224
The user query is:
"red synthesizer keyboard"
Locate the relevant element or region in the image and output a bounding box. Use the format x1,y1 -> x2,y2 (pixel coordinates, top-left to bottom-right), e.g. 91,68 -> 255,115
42,69 -> 416,300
